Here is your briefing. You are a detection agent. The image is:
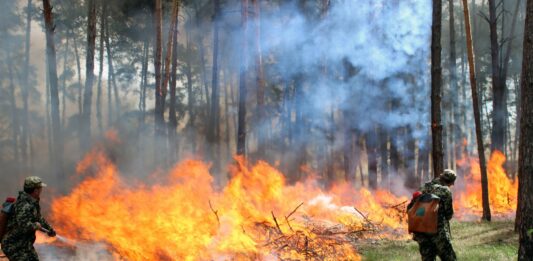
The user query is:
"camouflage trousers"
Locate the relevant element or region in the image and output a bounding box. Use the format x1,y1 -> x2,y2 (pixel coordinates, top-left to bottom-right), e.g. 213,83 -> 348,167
1,242 -> 39,261
414,232 -> 456,261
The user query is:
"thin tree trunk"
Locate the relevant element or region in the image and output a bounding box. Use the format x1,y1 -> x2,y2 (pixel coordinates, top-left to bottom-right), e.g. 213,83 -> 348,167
21,0 -> 32,166
61,37 -> 69,129
7,59 -> 19,165
431,0 -> 444,178
153,0 -> 163,134
96,2 -> 105,134
42,0 -> 64,183
193,2 -> 210,118
185,30 -> 197,153
208,0 -> 221,165
104,19 -> 122,123
253,0 -> 266,158
517,1 -> 533,258
45,55 -> 53,162
81,0 -> 97,152
139,39 -> 149,127
72,30 -> 83,117
489,0 -> 505,153
237,0 -> 249,156
462,0 -> 492,221
448,0 -> 460,170
168,0 -> 179,162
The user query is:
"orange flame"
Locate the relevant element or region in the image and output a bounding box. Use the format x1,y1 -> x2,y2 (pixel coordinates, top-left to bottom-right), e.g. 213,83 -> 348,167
43,150 -> 415,260
456,150 -> 518,218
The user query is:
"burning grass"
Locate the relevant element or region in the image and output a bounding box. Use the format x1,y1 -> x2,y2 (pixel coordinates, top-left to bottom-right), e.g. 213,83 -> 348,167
31,146 -> 517,260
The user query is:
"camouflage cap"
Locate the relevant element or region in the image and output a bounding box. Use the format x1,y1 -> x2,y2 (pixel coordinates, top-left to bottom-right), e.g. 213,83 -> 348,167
24,176 -> 47,190
440,169 -> 457,184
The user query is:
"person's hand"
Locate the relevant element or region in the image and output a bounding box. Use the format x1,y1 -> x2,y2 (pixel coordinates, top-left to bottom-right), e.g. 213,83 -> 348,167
34,222 -> 42,231
47,229 -> 56,237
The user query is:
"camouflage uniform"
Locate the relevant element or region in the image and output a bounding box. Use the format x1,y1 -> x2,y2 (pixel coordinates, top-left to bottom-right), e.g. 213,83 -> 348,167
1,178 -> 55,261
410,178 -> 456,261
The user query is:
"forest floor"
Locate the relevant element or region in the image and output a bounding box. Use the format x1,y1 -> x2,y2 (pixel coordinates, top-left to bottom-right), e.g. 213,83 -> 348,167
358,220 -> 518,261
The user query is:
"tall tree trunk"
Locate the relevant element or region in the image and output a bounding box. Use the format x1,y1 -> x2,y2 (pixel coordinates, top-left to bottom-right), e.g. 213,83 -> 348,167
153,0 -> 165,165
96,2 -> 105,134
517,1 -> 533,258
139,39 -> 149,128
253,0 -> 266,158
42,0 -> 64,183
7,59 -> 19,165
61,37 -> 69,129
168,1 -> 179,162
237,0 -> 249,156
81,0 -> 97,152
208,0 -> 221,165
185,30 -> 197,153
448,0 -> 461,170
193,2 -> 210,118
21,0 -> 32,167
104,19 -> 122,124
431,0 -> 444,178
72,30 -> 83,117
462,0 -> 492,221
488,0 -> 506,153
44,55 -> 53,162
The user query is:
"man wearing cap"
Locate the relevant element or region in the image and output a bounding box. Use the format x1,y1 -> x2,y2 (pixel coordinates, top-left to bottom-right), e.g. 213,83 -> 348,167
1,176 -> 56,261
410,169 -> 457,261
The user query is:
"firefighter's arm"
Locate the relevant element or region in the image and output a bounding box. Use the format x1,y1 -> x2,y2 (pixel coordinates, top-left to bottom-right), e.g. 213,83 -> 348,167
39,216 -> 56,236
15,203 -> 39,233
442,188 -> 454,220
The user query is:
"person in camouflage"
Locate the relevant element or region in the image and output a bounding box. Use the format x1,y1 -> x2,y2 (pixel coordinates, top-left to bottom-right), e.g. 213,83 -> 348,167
1,176 -> 56,261
409,169 -> 457,261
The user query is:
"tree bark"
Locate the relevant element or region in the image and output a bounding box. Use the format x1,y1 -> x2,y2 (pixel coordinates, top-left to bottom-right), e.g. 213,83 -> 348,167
72,30 -> 83,118
431,0 -> 444,179
253,0 -> 266,158
42,0 -> 64,182
488,0 -> 505,153
517,1 -> 533,258
208,0 -> 221,164
153,0 -> 164,139
104,19 -> 121,124
61,37 -> 69,129
7,59 -> 19,165
237,0 -> 249,156
168,0 -> 180,162
185,30 -> 197,153
448,0 -> 461,171
462,0 -> 492,221
96,1 -> 105,134
21,0 -> 32,166
80,0 -> 97,152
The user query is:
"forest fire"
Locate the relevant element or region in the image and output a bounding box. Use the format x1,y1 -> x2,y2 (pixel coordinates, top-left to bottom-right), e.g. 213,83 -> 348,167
32,148 -> 518,260
455,151 -> 518,219
33,149 -> 416,260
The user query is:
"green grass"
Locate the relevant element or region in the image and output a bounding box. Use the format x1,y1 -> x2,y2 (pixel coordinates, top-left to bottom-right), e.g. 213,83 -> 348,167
359,221 -> 518,261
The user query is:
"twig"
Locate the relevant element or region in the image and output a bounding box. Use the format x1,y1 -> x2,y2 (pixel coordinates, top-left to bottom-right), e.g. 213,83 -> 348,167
286,202 -> 304,219
208,200 -> 220,225
285,216 -> 294,232
271,211 -> 283,235
353,206 -> 376,228
388,200 -> 408,209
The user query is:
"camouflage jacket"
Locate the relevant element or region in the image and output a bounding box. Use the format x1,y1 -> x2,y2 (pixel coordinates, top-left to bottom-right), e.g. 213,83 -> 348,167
1,191 -> 53,245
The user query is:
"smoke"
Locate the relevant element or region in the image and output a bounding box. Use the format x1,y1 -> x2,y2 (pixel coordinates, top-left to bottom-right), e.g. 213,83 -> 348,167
36,241 -> 114,261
